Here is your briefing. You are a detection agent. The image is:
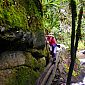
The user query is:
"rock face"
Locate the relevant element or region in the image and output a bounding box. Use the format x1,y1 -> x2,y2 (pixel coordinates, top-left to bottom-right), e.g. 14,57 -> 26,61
33,30 -> 45,49
0,27 -> 47,85
0,0 -> 45,84
0,51 -> 25,69
0,28 -> 45,53
0,51 -> 46,85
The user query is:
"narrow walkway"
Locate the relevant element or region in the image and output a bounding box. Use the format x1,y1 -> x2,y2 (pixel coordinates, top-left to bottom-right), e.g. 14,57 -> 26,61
36,51 -> 61,85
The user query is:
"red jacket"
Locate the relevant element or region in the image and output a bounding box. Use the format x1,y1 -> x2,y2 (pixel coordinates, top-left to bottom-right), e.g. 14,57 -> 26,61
46,36 -> 57,45
49,37 -> 56,45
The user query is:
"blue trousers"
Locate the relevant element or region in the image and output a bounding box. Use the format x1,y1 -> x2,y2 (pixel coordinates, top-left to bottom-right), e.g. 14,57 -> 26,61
50,44 -> 57,59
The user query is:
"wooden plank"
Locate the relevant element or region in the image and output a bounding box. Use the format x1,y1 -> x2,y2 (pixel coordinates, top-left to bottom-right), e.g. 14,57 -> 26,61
36,58 -> 53,85
40,64 -> 54,85
36,50 -> 61,85
46,51 -> 60,85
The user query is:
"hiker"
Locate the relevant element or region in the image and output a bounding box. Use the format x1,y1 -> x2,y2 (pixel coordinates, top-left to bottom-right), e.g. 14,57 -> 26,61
45,32 -> 58,62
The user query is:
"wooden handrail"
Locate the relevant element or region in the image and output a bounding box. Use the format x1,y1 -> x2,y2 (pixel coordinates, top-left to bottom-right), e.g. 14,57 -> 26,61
35,51 -> 61,85
41,64 -> 54,85
36,58 -> 53,85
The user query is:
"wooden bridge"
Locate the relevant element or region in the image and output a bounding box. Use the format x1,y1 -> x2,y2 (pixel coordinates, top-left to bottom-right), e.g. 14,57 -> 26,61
36,51 -> 61,85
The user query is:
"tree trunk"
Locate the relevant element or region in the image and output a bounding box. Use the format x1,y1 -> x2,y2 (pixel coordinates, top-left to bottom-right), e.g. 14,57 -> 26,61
66,1 -> 83,84
66,0 -> 77,84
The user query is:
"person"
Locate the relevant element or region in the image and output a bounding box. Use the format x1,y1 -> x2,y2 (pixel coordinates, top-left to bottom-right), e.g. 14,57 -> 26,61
45,32 -> 57,62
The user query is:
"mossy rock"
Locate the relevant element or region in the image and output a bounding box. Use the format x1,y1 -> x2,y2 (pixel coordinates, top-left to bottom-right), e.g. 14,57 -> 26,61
25,52 -> 46,72
25,52 -> 38,69
0,51 -> 46,85
5,66 -> 40,85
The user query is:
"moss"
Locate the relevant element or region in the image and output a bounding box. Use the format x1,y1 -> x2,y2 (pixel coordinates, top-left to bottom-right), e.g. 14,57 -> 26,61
14,66 -> 39,85
16,0 -> 43,31
29,48 -> 49,65
16,0 -> 42,17
0,0 -> 28,30
0,51 -> 46,85
6,66 -> 40,85
30,49 -> 48,58
25,52 -> 38,69
37,57 -> 46,72
25,52 -> 46,72
0,0 -> 43,31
